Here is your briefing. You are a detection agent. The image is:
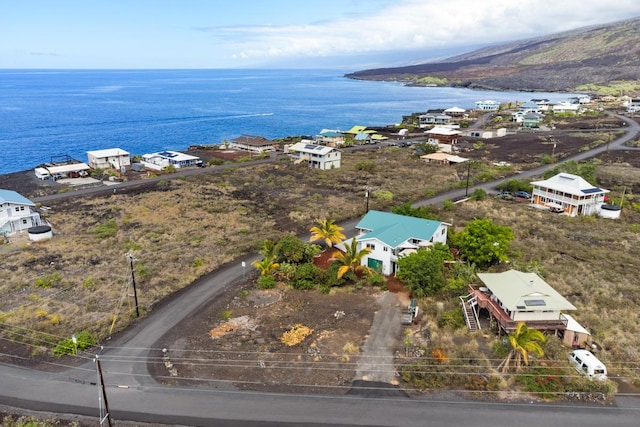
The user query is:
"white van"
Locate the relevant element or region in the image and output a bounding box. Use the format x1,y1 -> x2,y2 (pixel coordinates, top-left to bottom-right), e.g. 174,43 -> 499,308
568,350 -> 607,380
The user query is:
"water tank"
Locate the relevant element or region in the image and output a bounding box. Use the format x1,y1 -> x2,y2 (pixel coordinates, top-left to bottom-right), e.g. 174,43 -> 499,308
28,225 -> 53,242
599,204 -> 621,219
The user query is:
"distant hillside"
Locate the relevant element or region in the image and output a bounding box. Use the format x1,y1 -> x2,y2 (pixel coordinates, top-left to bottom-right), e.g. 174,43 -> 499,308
345,17 -> 640,93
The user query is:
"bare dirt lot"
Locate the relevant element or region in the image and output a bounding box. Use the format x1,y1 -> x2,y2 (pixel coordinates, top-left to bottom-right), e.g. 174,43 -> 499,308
149,249 -> 410,395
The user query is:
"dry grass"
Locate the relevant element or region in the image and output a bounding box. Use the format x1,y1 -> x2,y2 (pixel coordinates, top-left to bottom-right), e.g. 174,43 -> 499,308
0,148 -> 457,353
451,192 -> 640,379
1,146 -> 638,385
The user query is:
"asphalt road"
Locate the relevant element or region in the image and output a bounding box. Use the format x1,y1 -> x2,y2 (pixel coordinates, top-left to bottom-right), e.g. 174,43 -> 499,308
2,114 -> 640,425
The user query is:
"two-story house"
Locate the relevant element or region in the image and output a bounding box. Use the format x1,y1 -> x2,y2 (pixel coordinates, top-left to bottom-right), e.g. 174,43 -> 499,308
286,141 -> 341,169
228,135 -> 277,154
424,126 -> 461,146
87,148 -> 131,171
0,189 -> 42,235
530,173 -> 609,216
475,100 -> 500,111
350,210 -> 449,276
464,270 -> 576,334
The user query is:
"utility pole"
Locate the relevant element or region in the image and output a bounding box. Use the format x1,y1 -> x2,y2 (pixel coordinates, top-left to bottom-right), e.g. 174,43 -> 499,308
465,161 -> 471,196
95,356 -> 113,427
126,252 -> 139,318
365,188 -> 370,213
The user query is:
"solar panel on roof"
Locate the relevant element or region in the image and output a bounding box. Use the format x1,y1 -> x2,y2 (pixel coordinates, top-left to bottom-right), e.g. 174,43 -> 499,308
582,188 -> 603,194
304,144 -> 316,150
524,299 -> 546,306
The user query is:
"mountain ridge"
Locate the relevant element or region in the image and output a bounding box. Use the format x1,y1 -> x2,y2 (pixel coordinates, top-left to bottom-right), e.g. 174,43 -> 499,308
345,17 -> 640,93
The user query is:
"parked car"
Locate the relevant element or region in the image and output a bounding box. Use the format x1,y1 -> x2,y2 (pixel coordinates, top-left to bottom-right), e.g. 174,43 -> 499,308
514,191 -> 532,199
495,191 -> 514,200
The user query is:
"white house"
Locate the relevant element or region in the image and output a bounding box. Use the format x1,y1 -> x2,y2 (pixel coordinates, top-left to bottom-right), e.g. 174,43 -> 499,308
87,148 -> 131,171
141,151 -> 201,171
627,98 -> 640,113
467,270 -> 576,334
530,172 -> 609,216
418,113 -> 451,128
349,210 -> 449,276
444,106 -> 466,117
552,101 -> 580,114
0,189 -> 42,235
475,100 -> 500,111
286,141 -> 341,169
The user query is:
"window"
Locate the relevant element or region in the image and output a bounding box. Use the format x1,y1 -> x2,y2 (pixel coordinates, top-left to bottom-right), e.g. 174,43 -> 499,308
383,247 -> 388,252
22,219 -> 27,224
366,243 -> 375,250
441,228 -> 445,235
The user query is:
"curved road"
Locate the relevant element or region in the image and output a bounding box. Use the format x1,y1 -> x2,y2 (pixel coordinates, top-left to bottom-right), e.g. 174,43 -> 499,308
1,114 -> 639,425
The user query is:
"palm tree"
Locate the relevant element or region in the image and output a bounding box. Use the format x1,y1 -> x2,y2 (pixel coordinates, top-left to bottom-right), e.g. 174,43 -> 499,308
252,257 -> 280,276
330,238 -> 372,279
498,322 -> 546,373
258,239 -> 280,261
309,218 -> 346,248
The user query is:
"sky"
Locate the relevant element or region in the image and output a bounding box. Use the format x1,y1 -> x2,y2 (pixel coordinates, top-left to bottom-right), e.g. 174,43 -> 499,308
1,0 -> 638,69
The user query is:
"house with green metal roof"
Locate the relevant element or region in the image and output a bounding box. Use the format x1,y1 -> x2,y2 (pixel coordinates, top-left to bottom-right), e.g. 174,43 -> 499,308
0,189 -> 42,235
352,210 -> 449,275
464,270 -> 577,334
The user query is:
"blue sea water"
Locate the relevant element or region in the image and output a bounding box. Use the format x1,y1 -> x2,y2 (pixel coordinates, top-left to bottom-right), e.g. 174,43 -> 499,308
0,69 -> 574,175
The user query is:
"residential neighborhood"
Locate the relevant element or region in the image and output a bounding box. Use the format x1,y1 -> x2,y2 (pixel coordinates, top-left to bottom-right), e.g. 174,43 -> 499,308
0,90 -> 637,421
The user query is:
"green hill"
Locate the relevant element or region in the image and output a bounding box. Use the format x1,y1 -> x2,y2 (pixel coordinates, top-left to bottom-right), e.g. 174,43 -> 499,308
345,17 -> 640,94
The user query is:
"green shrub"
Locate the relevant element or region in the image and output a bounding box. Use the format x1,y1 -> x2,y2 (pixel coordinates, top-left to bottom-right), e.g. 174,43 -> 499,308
93,219 -> 117,239
323,262 -> 348,288
52,330 -> 96,357
470,188 -> 487,201
257,274 -> 276,289
441,200 -> 456,211
34,272 -> 62,289
627,224 -> 640,233
291,263 -> 321,290
367,271 -> 387,287
355,161 -> 376,173
374,190 -> 394,201
437,308 -> 466,329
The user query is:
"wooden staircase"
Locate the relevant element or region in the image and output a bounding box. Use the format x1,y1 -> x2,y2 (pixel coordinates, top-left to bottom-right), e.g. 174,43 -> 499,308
459,294 -> 480,331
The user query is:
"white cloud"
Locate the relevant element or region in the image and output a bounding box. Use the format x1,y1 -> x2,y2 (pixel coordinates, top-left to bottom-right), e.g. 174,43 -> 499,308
208,0 -> 638,64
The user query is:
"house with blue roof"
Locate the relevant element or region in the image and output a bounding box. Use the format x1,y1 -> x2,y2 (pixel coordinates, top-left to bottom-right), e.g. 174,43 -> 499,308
352,210 -> 449,275
0,189 -> 42,235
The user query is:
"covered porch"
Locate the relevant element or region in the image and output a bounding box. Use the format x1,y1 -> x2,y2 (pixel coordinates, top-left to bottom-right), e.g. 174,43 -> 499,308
464,286 -> 569,334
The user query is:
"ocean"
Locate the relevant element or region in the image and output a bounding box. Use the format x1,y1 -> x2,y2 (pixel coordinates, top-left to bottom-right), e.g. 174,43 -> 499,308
0,69 -> 573,175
